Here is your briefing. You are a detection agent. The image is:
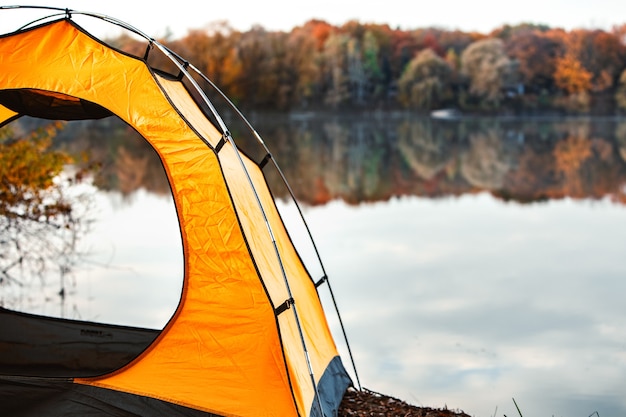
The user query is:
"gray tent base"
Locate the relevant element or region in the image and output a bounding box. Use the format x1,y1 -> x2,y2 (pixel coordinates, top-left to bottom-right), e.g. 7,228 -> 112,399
0,376 -> 218,417
0,307 -> 351,416
0,364 -> 351,417
0,307 -> 158,378
310,356 -> 352,417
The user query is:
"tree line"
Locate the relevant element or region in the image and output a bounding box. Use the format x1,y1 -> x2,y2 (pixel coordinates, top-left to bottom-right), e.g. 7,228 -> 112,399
0,122 -> 92,290
113,20 -> 626,114
43,116 -> 626,206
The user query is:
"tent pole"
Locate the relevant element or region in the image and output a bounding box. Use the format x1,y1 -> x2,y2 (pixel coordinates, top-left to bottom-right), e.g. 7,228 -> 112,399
150,42 -> 327,416
187,64 -> 362,391
221,131 -> 326,416
0,6 -> 159,42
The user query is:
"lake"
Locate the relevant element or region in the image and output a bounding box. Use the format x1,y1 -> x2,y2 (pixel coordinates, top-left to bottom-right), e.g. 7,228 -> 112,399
4,113 -> 626,416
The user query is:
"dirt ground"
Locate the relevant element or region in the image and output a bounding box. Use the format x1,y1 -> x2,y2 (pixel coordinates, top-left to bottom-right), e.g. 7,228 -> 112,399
337,388 -> 472,417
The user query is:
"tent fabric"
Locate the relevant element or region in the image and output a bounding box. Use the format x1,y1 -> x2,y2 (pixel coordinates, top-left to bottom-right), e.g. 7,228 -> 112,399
0,103 -> 18,126
0,16 -> 351,417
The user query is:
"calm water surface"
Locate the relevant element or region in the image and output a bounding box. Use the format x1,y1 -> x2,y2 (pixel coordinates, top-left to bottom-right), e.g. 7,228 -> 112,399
6,114 -> 626,416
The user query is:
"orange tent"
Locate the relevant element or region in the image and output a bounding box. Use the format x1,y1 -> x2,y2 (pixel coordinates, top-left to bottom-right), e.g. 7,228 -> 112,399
0,6 -> 353,417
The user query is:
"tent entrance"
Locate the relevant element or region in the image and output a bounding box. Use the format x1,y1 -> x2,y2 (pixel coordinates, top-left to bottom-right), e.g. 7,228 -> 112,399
0,89 -> 112,121
0,113 -> 183,373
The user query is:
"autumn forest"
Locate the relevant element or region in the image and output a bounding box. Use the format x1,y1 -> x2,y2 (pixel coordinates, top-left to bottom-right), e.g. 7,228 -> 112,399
111,19 -> 626,114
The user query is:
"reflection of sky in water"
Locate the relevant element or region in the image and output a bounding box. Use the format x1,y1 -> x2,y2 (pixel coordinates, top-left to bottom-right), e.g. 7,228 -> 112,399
284,195 -> 626,417
71,189 -> 184,328
56,190 -> 626,416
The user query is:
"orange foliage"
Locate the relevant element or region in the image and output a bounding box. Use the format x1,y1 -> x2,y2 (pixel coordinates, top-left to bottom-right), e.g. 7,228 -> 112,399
553,55 -> 592,94
0,122 -> 72,221
550,28 -> 624,92
303,19 -> 334,51
220,48 -> 245,99
141,19 -> 626,111
553,135 -> 592,174
177,25 -> 243,98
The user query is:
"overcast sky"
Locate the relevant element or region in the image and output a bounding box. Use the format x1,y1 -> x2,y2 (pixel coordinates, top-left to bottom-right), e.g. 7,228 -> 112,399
2,1 -> 626,39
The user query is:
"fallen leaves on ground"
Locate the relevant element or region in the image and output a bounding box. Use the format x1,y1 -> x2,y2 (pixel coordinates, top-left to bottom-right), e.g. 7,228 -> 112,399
338,388 -> 471,417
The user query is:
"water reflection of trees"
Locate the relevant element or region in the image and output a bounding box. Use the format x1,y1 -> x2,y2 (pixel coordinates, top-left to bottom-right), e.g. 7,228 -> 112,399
35,114 -> 626,206
266,114 -> 626,204
7,114 -> 624,314
260,115 -> 626,205
0,122 -> 95,312
52,118 -> 172,197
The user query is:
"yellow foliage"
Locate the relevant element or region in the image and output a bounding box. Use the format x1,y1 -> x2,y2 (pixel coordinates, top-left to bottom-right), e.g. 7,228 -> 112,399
553,55 -> 592,94
0,121 -> 72,221
553,135 -> 592,174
